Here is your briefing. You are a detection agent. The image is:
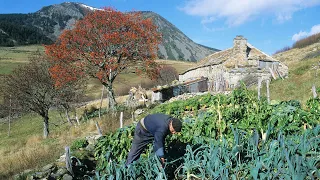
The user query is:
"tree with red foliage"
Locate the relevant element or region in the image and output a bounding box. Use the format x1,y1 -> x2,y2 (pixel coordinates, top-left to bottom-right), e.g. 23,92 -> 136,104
45,8 -> 161,110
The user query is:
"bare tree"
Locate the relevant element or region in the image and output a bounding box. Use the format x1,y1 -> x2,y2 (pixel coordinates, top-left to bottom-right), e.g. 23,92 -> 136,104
2,53 -> 84,138
157,65 -> 178,85
56,77 -> 86,126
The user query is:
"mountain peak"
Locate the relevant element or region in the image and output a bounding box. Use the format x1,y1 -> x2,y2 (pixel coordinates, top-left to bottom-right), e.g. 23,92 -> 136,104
76,3 -> 102,11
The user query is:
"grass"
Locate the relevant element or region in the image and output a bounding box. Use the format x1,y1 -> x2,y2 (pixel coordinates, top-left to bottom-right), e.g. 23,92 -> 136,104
0,112 -> 62,179
260,56 -> 320,105
0,45 -> 45,74
0,106 -> 133,179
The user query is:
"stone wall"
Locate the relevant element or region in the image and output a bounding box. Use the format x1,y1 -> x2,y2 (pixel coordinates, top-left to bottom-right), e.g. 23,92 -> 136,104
179,64 -> 225,82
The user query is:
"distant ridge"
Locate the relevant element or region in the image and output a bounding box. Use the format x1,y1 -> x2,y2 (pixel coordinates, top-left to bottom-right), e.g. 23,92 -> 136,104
0,2 -> 219,61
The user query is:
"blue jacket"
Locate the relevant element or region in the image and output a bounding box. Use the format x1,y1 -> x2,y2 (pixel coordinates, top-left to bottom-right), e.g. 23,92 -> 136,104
143,113 -> 171,158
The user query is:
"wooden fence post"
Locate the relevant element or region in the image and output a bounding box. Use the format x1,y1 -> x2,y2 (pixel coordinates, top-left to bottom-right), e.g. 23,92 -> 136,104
266,79 -> 270,104
312,84 -> 317,98
65,146 -> 74,176
132,111 -> 135,123
276,69 -> 284,80
95,121 -> 102,136
120,111 -> 123,128
8,94 -> 11,137
257,77 -> 262,100
269,67 -> 277,80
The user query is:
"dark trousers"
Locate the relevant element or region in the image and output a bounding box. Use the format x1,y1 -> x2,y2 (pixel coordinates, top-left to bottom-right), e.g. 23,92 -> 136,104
125,122 -> 154,166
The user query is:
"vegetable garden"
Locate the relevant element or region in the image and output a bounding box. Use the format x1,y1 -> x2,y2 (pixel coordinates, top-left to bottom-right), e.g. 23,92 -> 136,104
91,85 -> 319,179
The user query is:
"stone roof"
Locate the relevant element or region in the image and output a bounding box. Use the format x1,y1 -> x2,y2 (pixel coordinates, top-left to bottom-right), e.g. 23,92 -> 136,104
180,36 -> 279,75
247,43 -> 278,62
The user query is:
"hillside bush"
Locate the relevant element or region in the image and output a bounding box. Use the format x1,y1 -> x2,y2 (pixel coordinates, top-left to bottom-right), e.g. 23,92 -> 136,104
303,50 -> 320,60
273,46 -> 292,55
71,138 -> 88,151
273,32 -> 320,55
293,32 -> 320,49
292,64 -> 311,75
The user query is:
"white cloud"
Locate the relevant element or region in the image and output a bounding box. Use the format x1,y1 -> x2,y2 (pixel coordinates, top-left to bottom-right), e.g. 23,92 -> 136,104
179,0 -> 320,26
201,16 -> 216,24
203,25 -> 226,32
292,24 -> 320,41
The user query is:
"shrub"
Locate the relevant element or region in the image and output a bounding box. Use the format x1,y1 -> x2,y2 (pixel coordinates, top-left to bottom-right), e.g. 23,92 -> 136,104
273,46 -> 292,55
303,50 -> 320,60
292,64 -> 311,75
71,138 -> 88,151
293,32 -> 320,49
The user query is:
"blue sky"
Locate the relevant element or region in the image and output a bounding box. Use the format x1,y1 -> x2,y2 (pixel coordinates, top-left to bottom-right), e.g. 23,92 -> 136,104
1,0 -> 320,55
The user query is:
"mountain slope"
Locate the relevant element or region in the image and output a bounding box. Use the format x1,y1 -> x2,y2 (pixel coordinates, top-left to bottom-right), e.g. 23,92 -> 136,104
0,2 -> 219,61
273,42 -> 320,66
141,11 -> 219,61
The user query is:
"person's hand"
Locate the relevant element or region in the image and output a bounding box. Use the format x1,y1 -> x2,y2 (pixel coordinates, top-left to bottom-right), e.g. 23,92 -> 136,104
160,158 -> 166,168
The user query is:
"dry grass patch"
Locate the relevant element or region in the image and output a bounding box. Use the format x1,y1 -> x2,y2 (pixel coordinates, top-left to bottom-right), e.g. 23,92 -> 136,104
0,144 -> 61,179
0,105 -> 136,179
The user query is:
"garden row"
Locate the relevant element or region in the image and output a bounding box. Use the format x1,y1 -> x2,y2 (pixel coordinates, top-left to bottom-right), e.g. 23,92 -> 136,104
91,85 -> 320,179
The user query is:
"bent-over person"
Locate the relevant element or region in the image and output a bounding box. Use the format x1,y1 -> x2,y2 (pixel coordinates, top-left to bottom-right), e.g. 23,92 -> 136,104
125,113 -> 182,167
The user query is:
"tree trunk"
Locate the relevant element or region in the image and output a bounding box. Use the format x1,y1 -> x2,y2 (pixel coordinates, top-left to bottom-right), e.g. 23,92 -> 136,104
75,111 -> 80,125
99,85 -> 105,119
43,115 -> 49,138
65,109 -> 72,125
106,85 -> 117,110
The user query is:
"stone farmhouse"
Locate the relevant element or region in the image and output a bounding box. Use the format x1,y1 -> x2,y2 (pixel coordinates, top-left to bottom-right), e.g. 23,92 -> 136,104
179,35 -> 289,91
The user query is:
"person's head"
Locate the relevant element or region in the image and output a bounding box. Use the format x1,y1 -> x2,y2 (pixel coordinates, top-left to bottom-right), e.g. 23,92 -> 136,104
169,117 -> 182,134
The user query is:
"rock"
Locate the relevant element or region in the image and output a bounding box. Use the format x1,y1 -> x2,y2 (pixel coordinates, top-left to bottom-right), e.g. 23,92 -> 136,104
13,174 -> 22,180
14,169 -> 34,180
55,168 -> 69,176
134,109 -> 144,115
33,171 -> 50,179
86,135 -> 101,145
42,164 -> 54,172
49,168 -> 69,179
57,154 -> 66,162
85,144 -> 95,152
23,169 -> 33,174
26,175 -> 36,180
62,174 -> 73,180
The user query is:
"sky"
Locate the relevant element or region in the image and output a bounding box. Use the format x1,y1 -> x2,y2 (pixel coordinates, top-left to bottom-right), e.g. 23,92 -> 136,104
1,0 -> 320,55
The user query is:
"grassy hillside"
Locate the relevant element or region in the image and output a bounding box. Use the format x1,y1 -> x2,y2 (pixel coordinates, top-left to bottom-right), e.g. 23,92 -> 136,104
0,45 -> 45,74
270,42 -> 320,105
